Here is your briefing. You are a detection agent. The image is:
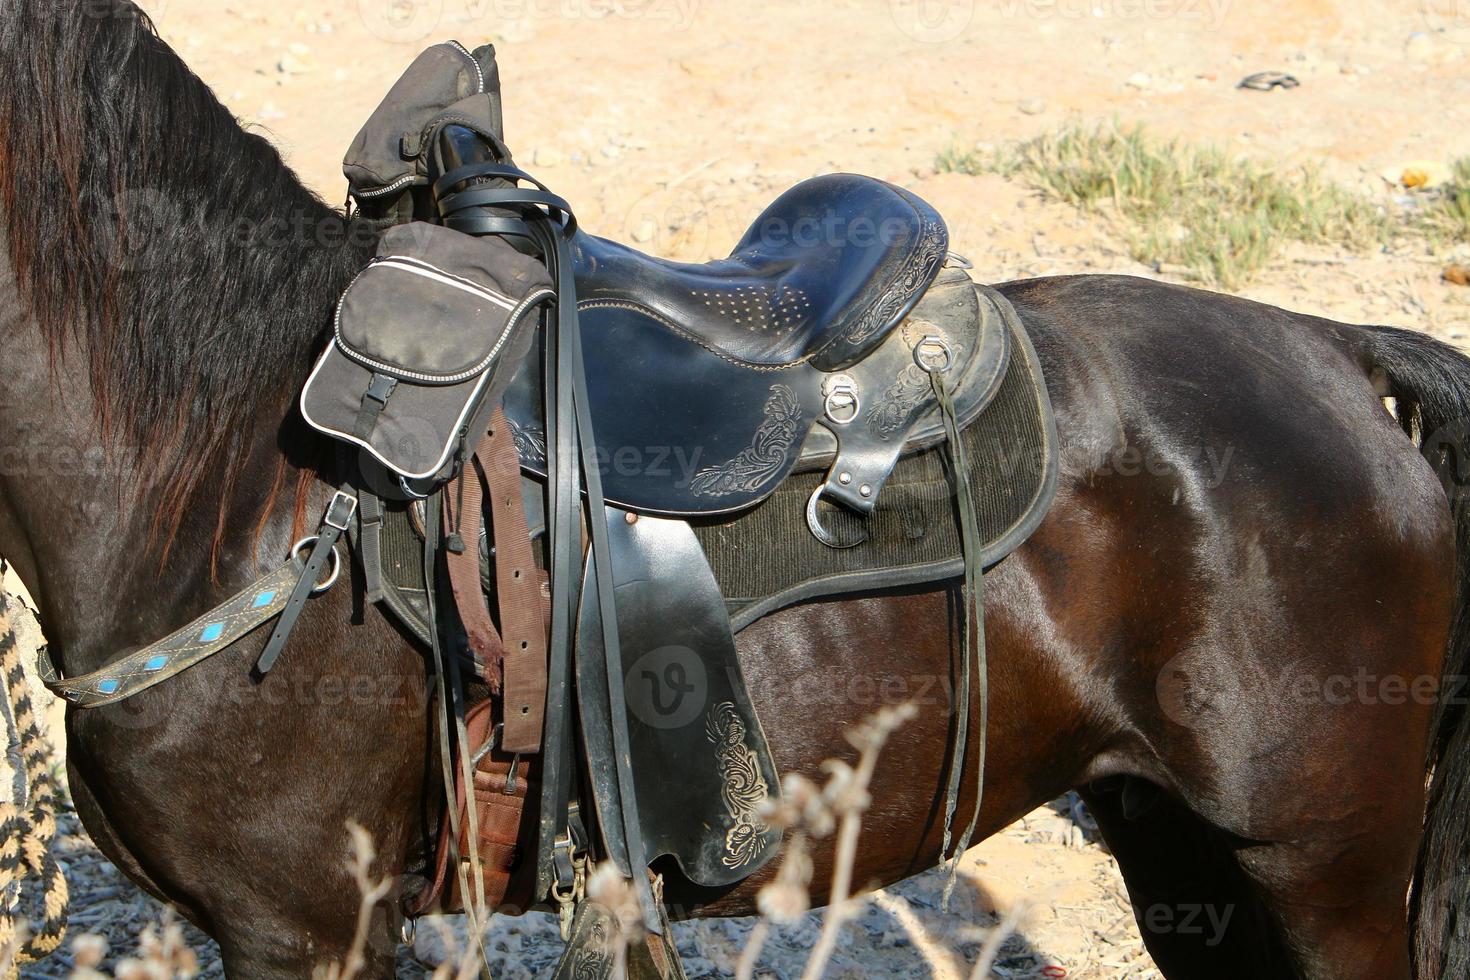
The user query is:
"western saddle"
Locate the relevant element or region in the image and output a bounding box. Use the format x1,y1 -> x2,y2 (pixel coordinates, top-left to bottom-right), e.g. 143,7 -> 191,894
332,43 -> 1013,970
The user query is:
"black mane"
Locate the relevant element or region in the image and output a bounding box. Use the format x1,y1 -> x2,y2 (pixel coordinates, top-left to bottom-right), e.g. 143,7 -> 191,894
0,0 -> 374,552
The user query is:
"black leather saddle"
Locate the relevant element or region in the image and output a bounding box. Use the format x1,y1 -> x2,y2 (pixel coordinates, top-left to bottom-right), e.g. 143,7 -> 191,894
502,173 -> 1011,520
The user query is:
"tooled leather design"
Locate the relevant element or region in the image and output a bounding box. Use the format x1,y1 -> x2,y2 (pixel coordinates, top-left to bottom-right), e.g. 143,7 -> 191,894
839,216 -> 948,348
688,385 -> 803,497
866,331 -> 966,439
706,701 -> 775,869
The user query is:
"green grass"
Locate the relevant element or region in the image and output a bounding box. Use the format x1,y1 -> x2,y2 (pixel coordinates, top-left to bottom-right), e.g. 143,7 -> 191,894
1417,157 -> 1470,248
939,123 -> 1393,289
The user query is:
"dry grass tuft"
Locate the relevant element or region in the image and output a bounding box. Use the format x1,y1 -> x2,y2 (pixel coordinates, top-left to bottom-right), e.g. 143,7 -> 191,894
940,122 -> 1393,289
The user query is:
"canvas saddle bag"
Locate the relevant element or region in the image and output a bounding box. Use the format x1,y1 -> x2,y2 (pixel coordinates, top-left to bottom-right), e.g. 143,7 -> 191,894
300,221 -> 553,496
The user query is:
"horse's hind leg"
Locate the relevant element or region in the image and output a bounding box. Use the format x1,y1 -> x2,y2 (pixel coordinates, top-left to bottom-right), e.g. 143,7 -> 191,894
1078,781 -> 1290,979
1228,816 -> 1418,980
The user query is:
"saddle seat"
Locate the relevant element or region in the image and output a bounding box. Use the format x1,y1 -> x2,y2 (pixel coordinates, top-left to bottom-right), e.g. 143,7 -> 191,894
572,173 -> 949,371
501,173 -> 1012,519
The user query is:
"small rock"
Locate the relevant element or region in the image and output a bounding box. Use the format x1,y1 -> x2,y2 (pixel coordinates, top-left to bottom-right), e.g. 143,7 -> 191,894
1444,265 -> 1470,286
600,142 -> 622,161
287,41 -> 312,56
1125,71 -> 1152,90
258,102 -> 285,121
631,219 -> 657,244
1406,31 -> 1463,65
1017,97 -> 1046,115
532,146 -> 563,168
1381,160 -> 1453,189
277,53 -> 314,76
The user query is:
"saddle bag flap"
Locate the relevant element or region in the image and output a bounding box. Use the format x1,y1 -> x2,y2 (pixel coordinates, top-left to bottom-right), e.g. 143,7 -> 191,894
301,222 -> 554,482
343,41 -> 505,210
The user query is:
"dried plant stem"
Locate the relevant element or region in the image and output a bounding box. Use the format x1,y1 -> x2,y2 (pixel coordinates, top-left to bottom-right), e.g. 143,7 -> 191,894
734,921 -> 770,980
798,704 -> 916,980
317,822 -> 394,980
968,903 -> 1029,980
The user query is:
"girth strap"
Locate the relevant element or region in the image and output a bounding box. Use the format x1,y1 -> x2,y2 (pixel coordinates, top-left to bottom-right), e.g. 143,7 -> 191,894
442,411 -> 549,747
446,456 -> 503,689
481,411 -> 548,753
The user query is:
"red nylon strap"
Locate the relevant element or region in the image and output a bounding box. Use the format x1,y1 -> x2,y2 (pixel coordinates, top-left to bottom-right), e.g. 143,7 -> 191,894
481,409 -> 548,754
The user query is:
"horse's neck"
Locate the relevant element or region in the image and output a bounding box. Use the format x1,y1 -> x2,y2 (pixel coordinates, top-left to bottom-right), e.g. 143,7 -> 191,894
0,266 -> 308,673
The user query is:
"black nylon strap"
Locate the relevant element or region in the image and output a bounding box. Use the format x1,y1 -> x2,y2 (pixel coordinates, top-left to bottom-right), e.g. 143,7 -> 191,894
255,491 -> 357,675
353,373 -> 398,441
358,490 -> 385,605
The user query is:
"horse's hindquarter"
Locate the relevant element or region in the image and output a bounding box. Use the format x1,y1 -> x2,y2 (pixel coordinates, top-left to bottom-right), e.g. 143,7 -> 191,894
686,274 -> 1454,927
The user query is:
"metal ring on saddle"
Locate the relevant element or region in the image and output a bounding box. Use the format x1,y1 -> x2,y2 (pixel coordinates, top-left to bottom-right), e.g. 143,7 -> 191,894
290,536 -> 343,594
914,335 -> 954,374
398,475 -> 431,500
823,374 -> 861,425
805,486 -> 868,549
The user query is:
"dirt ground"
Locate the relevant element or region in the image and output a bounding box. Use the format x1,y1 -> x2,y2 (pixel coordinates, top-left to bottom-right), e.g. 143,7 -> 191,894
9,0 -> 1470,976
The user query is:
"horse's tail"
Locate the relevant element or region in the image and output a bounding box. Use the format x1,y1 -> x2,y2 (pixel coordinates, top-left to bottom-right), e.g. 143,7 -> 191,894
1355,325 -> 1470,980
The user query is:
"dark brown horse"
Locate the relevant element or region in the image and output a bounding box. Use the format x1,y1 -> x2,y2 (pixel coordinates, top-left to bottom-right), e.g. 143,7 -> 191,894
2,3 -> 1468,978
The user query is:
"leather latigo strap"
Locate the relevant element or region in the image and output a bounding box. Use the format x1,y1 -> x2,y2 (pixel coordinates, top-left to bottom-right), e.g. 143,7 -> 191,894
446,463 -> 503,690
442,410 -> 548,752
481,410 -> 548,754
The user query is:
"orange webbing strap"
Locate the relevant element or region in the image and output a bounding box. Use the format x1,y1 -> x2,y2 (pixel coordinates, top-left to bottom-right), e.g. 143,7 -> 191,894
411,699 -> 529,917
480,410 -> 548,754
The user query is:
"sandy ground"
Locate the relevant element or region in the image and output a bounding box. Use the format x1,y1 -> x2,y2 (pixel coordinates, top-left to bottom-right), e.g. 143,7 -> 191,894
8,0 -> 1470,976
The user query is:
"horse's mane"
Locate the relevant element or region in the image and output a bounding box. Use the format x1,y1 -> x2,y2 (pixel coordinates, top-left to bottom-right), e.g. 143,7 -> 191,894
0,0 -> 373,561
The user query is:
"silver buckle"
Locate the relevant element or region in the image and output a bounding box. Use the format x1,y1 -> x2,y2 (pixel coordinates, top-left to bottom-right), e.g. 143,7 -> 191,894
323,491 -> 358,531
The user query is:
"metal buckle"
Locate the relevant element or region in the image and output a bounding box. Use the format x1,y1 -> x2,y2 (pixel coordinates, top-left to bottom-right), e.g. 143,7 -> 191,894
323,491 -> 358,531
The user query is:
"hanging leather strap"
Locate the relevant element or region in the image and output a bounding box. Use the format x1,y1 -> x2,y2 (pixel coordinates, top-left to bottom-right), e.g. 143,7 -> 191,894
481,410 -> 548,754
255,491 -> 358,675
446,458 -> 505,691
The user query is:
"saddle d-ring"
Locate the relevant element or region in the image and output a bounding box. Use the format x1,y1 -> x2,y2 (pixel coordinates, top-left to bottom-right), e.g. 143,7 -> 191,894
290,536 -> 343,594
823,375 -> 861,426
806,486 -> 869,550
914,335 -> 954,374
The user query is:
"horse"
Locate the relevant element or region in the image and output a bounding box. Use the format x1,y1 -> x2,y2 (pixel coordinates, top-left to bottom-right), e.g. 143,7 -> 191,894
1,2 -> 1467,978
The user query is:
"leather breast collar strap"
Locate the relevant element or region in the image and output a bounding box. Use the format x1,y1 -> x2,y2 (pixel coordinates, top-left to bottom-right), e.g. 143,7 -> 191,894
36,493 -> 358,707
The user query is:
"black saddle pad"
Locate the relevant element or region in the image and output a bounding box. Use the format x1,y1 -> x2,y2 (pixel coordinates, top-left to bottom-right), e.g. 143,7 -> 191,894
694,306 -> 1056,630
